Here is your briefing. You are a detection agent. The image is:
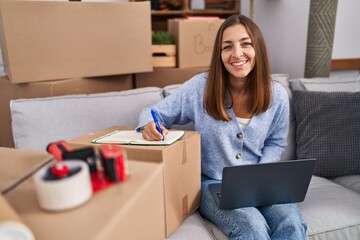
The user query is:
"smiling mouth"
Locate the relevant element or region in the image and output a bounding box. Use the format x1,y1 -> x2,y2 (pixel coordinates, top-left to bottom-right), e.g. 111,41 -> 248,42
231,60 -> 247,66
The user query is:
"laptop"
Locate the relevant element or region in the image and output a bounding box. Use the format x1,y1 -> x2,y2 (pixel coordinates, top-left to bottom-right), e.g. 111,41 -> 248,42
209,159 -> 316,210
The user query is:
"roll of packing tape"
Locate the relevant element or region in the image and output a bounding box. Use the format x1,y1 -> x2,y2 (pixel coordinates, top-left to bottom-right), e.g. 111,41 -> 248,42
0,196 -> 35,240
0,221 -> 34,240
34,160 -> 92,211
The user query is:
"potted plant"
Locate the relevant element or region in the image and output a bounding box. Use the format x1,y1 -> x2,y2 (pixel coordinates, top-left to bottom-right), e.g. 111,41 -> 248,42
151,31 -> 176,67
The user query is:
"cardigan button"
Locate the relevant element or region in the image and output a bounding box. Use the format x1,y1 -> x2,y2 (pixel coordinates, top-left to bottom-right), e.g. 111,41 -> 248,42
236,133 -> 243,139
236,153 -> 242,160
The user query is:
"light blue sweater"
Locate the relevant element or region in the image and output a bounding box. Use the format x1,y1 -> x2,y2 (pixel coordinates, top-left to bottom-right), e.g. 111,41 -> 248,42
137,72 -> 289,180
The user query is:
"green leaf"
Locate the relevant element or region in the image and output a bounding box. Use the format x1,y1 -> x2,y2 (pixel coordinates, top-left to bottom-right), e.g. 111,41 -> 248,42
152,31 -> 174,45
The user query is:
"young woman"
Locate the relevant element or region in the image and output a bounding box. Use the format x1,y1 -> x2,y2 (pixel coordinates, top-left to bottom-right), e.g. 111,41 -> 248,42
136,14 -> 307,240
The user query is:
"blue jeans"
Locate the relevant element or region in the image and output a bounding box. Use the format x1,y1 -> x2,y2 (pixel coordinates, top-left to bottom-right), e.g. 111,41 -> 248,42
198,178 -> 307,240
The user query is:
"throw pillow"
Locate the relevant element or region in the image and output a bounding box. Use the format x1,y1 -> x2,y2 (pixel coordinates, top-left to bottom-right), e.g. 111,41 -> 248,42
290,77 -> 360,92
293,90 -> 360,178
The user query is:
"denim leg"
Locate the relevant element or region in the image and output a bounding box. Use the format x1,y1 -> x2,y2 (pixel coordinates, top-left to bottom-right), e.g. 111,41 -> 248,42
258,203 -> 307,240
198,179 -> 271,240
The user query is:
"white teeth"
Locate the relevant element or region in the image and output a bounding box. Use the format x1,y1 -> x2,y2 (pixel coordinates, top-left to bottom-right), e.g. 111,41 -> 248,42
232,60 -> 247,66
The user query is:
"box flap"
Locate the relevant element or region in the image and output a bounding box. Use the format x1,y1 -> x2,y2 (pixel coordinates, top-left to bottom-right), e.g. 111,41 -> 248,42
0,147 -> 54,194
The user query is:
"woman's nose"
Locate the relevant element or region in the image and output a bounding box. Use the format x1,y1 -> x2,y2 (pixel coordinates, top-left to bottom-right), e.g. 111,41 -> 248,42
232,45 -> 244,58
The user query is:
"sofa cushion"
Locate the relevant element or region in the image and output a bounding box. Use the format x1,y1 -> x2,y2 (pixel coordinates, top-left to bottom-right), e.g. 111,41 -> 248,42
298,176 -> 360,240
205,176 -> 360,240
292,90 -> 360,178
333,175 -> 360,194
10,87 -> 163,151
166,212 -> 215,240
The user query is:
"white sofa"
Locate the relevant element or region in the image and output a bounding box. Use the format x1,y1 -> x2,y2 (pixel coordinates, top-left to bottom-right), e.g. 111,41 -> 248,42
10,74 -> 360,239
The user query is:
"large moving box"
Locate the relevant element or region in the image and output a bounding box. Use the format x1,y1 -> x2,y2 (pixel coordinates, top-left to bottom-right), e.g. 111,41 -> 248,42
168,18 -> 224,68
135,66 -> 208,88
2,147 -> 165,240
69,126 -> 201,237
0,75 -> 133,148
0,1 -> 152,83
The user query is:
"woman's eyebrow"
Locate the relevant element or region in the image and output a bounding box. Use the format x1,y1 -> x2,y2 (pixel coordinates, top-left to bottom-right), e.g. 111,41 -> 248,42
240,37 -> 251,41
221,40 -> 232,44
222,37 -> 251,44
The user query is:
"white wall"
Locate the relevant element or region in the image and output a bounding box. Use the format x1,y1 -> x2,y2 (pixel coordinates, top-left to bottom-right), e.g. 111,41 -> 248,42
332,0 -> 360,59
241,0 -> 359,78
240,0 -> 310,78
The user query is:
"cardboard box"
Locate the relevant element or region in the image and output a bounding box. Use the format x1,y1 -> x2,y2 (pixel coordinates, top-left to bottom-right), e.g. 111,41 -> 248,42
152,45 -> 176,68
135,66 -> 208,88
168,18 -> 224,68
3,147 -> 165,240
0,75 -> 133,148
0,194 -> 24,224
69,126 -> 201,237
0,147 -> 54,194
0,1 -> 152,83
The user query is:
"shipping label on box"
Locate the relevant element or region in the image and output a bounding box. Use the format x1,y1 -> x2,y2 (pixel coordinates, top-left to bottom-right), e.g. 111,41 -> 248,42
0,1 -> 152,83
69,126 -> 201,237
168,19 -> 225,68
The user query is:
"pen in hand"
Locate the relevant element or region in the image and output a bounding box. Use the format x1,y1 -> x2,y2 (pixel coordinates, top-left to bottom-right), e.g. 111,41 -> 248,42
151,109 -> 164,141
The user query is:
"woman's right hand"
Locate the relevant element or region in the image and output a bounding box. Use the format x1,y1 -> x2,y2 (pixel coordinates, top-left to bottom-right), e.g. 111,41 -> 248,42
141,121 -> 168,141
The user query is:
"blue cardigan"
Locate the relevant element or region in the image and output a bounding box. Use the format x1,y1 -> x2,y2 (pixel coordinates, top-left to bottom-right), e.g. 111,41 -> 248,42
137,72 -> 289,180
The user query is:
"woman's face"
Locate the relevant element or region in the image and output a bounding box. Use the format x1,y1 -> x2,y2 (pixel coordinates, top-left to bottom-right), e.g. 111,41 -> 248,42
221,24 -> 255,81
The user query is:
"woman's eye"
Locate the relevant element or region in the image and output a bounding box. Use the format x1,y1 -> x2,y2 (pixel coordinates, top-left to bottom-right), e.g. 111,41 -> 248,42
222,45 -> 232,51
242,42 -> 253,48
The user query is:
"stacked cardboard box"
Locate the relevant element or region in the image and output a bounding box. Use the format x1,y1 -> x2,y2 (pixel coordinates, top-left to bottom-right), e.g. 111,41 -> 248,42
168,18 -> 225,68
69,126 -> 201,237
0,1 -> 152,83
135,66 -> 208,88
1,147 -> 166,240
0,1 -> 153,147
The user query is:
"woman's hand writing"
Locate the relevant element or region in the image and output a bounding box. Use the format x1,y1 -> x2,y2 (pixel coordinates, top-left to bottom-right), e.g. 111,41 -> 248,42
141,121 -> 168,141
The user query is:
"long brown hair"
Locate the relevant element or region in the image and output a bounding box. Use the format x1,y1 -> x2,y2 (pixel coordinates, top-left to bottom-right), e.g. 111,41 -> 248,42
204,14 -> 272,121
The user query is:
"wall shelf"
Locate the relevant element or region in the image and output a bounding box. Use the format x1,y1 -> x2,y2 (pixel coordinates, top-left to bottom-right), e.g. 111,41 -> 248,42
132,0 -> 240,30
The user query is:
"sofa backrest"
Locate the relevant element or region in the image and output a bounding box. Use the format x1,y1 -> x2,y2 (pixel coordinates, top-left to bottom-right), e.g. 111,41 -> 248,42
10,87 -> 163,151
11,73 -> 358,160
270,74 -> 296,161
290,76 -> 359,92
